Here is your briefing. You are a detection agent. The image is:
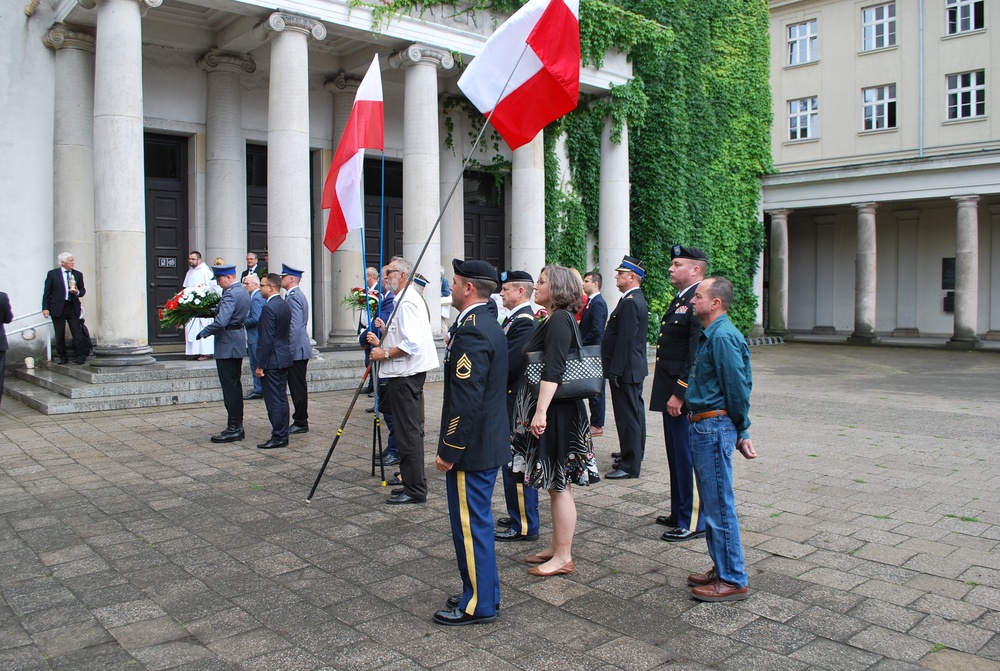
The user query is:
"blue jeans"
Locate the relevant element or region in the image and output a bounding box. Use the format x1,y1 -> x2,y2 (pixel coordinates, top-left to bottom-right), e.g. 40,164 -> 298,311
689,415 -> 747,588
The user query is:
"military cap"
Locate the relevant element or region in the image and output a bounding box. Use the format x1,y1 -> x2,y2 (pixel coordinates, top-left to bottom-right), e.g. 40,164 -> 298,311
452,259 -> 498,285
211,264 -> 237,277
499,269 -> 533,285
671,245 -> 709,262
281,264 -> 304,277
616,255 -> 646,278
413,273 -> 428,287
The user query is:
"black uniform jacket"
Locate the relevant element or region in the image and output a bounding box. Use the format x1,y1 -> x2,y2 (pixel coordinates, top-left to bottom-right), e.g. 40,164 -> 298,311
438,303 -> 509,471
649,282 -> 702,409
601,288 -> 649,384
503,305 -> 538,419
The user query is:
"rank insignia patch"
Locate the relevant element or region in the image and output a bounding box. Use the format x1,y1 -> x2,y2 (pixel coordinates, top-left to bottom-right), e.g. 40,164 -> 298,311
455,353 -> 472,379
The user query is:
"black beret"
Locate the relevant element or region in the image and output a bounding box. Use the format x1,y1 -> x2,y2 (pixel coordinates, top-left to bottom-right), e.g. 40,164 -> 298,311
452,259 -> 499,285
499,269 -> 533,285
671,245 -> 709,262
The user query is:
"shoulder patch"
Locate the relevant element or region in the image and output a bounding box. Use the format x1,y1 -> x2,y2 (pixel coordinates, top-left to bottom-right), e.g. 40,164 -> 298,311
455,353 -> 472,379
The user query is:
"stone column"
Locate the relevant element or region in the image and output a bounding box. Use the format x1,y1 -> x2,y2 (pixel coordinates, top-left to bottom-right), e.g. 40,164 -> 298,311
948,195 -> 981,348
599,117 -> 630,312
390,44 -> 453,338
258,12 -> 326,334
197,49 -> 255,270
767,209 -> 791,336
44,26 -> 98,335
848,202 -> 880,344
511,133 -> 546,279
988,205 -> 1000,340
813,215 -> 836,334
324,72 -> 364,345
893,210 -> 920,336
90,0 -> 159,366
439,109 -> 464,324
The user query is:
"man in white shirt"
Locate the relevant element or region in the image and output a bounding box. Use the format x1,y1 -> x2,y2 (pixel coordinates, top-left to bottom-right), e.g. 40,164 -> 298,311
183,251 -> 214,360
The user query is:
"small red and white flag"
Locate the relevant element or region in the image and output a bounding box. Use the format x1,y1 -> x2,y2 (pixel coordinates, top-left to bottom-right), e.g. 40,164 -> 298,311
322,54 -> 385,253
458,0 -> 580,150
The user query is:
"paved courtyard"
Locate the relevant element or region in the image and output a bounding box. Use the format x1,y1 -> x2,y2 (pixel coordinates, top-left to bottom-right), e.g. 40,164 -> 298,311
2,342 -> 1000,670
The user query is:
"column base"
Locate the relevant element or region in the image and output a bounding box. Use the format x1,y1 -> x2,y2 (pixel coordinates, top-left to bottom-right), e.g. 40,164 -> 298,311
811,325 -> 836,335
90,345 -> 160,369
984,330 -> 1000,341
766,329 -> 789,338
946,337 -> 982,350
892,328 -> 920,337
327,329 -> 362,347
748,325 -> 765,338
846,333 -> 881,345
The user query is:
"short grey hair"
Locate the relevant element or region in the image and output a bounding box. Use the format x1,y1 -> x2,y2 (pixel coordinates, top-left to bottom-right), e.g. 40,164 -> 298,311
390,256 -> 414,279
243,274 -> 260,288
58,252 -> 74,264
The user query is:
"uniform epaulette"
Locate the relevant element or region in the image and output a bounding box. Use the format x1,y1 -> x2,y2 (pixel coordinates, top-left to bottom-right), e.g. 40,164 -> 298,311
516,313 -> 534,320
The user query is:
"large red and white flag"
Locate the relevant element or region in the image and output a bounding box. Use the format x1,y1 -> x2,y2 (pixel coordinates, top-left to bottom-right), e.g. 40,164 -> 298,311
458,0 -> 580,150
322,55 -> 385,253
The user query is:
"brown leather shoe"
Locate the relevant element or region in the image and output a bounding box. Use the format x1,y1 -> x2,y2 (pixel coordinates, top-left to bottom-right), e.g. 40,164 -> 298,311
527,560 -> 575,577
691,579 -> 749,602
687,566 -> 717,586
524,552 -> 553,564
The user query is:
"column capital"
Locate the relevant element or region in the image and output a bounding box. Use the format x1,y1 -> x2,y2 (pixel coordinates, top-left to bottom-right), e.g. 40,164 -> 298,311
767,208 -> 792,218
324,71 -> 362,94
197,48 -> 256,75
388,44 -> 454,71
951,194 -> 980,207
255,12 -> 327,41
77,0 -> 161,9
851,201 -> 878,213
43,24 -> 95,52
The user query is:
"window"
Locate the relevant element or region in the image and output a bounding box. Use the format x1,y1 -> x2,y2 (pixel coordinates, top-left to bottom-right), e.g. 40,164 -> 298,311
863,85 -> 897,130
862,3 -> 896,50
946,71 -> 986,120
946,0 -> 984,34
789,97 -> 819,139
788,20 -> 818,65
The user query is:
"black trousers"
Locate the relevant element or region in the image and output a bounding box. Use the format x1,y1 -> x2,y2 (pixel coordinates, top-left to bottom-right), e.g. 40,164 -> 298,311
288,359 -> 308,427
52,301 -> 82,360
0,350 -> 6,405
262,367 -> 290,439
216,357 -> 244,426
387,372 -> 427,500
610,380 -> 646,476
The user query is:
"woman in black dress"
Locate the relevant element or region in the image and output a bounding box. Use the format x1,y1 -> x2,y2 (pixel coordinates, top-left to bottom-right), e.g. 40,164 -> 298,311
511,265 -> 598,576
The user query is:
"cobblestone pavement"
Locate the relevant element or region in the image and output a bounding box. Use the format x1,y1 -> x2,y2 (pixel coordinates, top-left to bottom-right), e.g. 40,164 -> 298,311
2,343 -> 1000,670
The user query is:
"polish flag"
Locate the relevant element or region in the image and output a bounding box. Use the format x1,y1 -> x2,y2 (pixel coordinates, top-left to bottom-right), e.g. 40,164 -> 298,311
322,55 -> 385,253
458,0 -> 580,150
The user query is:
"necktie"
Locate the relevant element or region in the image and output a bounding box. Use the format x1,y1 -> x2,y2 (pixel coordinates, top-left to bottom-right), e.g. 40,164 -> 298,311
65,271 -> 72,299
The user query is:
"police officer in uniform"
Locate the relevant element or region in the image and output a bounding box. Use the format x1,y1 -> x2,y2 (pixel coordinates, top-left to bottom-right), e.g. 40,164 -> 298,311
494,270 -> 540,542
649,246 -> 708,541
197,265 -> 251,443
433,259 -> 509,626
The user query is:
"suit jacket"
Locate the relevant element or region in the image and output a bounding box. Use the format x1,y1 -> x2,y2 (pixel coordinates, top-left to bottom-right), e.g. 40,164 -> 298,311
240,266 -> 265,281
579,292 -> 608,347
256,295 -> 293,370
197,283 -> 251,358
285,287 -> 311,361
601,287 -> 649,384
42,267 -> 85,318
649,282 -> 702,409
0,291 -> 12,351
244,289 -> 266,347
437,303 -> 509,471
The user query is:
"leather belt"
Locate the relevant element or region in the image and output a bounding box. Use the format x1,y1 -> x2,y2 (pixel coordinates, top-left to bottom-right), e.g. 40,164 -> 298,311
225,323 -> 245,330
688,409 -> 728,423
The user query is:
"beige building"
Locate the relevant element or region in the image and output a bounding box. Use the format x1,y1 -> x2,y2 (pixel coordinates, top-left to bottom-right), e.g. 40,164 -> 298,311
763,0 -> 999,346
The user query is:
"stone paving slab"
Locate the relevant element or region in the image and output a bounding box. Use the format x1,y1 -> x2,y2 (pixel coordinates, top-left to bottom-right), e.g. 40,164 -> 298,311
1,343 -> 1000,669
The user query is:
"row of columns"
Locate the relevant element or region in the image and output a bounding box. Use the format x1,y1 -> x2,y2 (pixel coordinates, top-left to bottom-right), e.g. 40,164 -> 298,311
767,196 -> 985,348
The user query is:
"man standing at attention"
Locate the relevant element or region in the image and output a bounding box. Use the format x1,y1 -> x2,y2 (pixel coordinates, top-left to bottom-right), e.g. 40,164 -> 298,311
41,252 -> 86,364
281,265 -> 311,435
433,259 -> 508,626
685,276 -> 756,602
650,246 -> 709,542
370,256 -> 438,505
183,251 -> 214,361
580,271 -> 608,436
602,256 -> 649,480
196,265 -> 251,443
242,274 -> 265,400
255,273 -> 293,449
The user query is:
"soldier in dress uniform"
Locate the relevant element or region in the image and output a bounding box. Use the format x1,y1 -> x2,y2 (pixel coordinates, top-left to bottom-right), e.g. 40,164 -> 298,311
649,246 -> 709,542
493,270 -> 541,542
433,259 -> 509,626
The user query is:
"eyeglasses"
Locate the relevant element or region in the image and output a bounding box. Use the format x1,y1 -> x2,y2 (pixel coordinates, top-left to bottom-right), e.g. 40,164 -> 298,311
385,269 -> 399,275
260,282 -> 272,288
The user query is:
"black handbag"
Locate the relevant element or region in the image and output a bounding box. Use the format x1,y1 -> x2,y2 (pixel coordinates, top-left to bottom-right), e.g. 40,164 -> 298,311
524,316 -> 603,401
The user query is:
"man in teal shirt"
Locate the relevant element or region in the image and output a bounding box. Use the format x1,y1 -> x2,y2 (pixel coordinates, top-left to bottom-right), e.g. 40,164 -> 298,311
684,276 -> 757,601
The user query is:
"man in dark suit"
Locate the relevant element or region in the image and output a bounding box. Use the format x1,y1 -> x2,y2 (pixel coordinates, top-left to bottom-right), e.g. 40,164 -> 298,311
197,265 -> 251,443
580,271 -> 608,435
281,265 -> 312,435
240,252 -> 265,281
255,273 -> 293,449
242,274 -> 266,400
650,246 -> 708,542
602,255 -> 650,480
433,259 -> 508,626
494,270 -> 540,542
0,291 -> 12,405
41,252 -> 86,364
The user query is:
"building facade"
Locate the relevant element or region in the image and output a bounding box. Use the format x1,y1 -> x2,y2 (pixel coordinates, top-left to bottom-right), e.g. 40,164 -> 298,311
764,0 -> 1000,345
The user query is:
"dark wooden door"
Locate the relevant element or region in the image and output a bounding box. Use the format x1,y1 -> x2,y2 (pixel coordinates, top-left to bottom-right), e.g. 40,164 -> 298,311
246,144 -> 268,263
145,133 -> 188,344
463,172 -> 504,269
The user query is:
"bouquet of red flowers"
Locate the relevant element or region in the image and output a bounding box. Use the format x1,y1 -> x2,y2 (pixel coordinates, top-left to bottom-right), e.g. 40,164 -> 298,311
159,285 -> 221,329
342,287 -> 380,314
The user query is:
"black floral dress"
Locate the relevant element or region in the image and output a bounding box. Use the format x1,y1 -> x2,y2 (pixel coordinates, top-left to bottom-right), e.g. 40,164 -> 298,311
511,309 -> 599,492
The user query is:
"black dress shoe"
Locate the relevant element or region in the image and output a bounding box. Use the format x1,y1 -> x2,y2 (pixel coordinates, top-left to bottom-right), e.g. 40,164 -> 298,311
257,438 -> 288,449
288,424 -> 309,435
494,527 -> 539,542
432,606 -> 495,626
611,451 -> 621,459
605,469 -> 636,480
496,517 -> 514,527
72,358 -> 86,364
662,527 -> 706,542
386,493 -> 425,505
375,453 -> 400,467
57,358 -> 69,364
244,392 -> 263,400
211,427 -> 245,443
446,594 -> 461,609
656,515 -> 679,527
391,487 -> 404,495
364,406 -> 375,413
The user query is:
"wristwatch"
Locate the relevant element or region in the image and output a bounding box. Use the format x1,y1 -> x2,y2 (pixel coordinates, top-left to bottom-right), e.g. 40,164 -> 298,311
384,349 -> 391,361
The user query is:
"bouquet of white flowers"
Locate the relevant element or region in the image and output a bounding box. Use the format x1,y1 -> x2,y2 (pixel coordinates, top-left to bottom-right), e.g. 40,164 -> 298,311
159,285 -> 221,329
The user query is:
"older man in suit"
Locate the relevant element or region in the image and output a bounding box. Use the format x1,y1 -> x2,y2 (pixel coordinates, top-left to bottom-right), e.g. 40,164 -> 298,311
197,265 -> 251,443
255,273 -> 293,449
0,291 -> 11,404
242,274 -> 266,400
41,252 -> 86,364
281,265 -> 312,435
580,271 -> 608,435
